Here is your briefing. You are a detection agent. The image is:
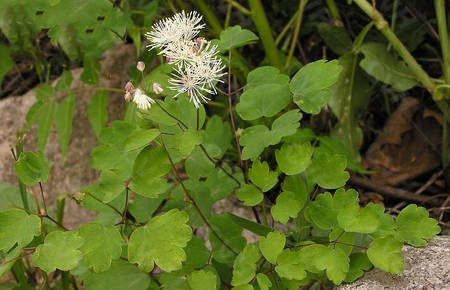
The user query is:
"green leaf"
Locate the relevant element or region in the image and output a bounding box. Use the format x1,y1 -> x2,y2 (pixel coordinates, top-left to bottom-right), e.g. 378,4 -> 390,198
215,25 -> 258,51
55,94 -> 75,157
271,191 -> 302,224
275,142 -> 313,175
129,174 -> 170,198
259,231 -> 285,264
304,189 -> 359,230
235,184 -> 263,206
81,57 -> 100,84
290,60 -> 343,114
185,236 -> 210,269
359,42 -> 418,91
203,116 -> 232,158
209,215 -> 246,264
55,69 -> 73,91
344,253 -> 372,283
128,209 -> 192,272
248,160 -> 278,192
366,203 -> 397,238
14,151 -> 51,186
0,209 -> 41,251
227,213 -> 272,237
314,247 -> 349,285
82,260 -> 151,290
33,231 -> 84,272
338,204 -> 380,233
88,90 -> 108,137
232,244 -> 260,286
98,170 -> 124,203
256,273 -> 272,290
35,84 -> 54,101
123,128 -> 160,152
281,175 -> 310,209
128,193 -> 168,223
329,53 -> 371,162
317,136 -> 369,174
367,236 -> 404,274
397,204 -> 440,247
240,110 -> 302,160
306,152 -> 349,189
188,270 -> 217,290
77,223 -> 123,272
318,24 -> 352,56
236,66 -> 291,120
275,249 -> 307,280
37,100 -> 56,152
232,285 -> 253,290
0,45 -> 13,86
185,147 -> 215,180
173,128 -> 203,156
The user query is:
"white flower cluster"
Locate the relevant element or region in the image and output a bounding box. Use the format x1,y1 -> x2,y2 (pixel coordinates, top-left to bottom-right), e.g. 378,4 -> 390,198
145,11 -> 225,108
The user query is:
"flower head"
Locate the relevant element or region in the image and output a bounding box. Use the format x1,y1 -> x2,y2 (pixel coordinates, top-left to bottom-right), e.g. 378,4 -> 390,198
132,88 -> 155,110
146,10 -> 224,108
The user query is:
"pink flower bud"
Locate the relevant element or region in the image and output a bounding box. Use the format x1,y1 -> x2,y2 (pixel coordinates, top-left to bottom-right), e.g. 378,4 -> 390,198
124,91 -> 132,102
124,81 -> 134,92
153,82 -> 164,94
137,61 -> 145,72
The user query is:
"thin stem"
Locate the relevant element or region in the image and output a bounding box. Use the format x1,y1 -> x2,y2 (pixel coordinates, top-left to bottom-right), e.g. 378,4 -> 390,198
12,143 -> 30,211
43,215 -> 69,231
199,145 -> 241,186
352,0 -> 436,93
325,0 -> 343,25
38,182 -> 48,214
191,0 -> 223,35
262,199 -> 269,226
248,0 -> 282,69
227,0 -> 251,15
286,0 -> 308,69
227,50 -> 244,170
434,0 -> 450,82
224,2 -> 232,28
11,260 -> 31,290
161,137 -> 238,255
84,192 -> 122,217
275,11 -> 298,46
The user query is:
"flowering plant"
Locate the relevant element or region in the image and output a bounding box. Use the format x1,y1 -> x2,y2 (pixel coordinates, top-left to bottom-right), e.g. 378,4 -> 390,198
2,3 -> 444,290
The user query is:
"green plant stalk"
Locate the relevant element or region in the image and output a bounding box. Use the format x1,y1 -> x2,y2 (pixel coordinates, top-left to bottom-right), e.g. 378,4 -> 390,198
325,0 -> 342,24
61,271 -> 70,290
248,0 -> 283,69
435,0 -> 450,168
191,0 -> 223,35
15,141 -> 29,211
11,260 -> 31,290
285,0 -> 308,69
227,0 -> 251,15
56,196 -> 66,224
434,0 -> 450,82
275,11 -> 298,46
352,0 -> 436,94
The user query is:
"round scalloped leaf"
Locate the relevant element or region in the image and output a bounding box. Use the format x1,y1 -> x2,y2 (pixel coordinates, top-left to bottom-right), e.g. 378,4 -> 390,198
0,209 -> 41,252
77,223 -> 123,273
128,209 -> 192,272
33,231 -> 84,272
397,204 -> 440,247
232,244 -> 261,286
248,160 -> 278,192
275,249 -> 307,280
256,273 -> 272,290
13,151 -> 51,186
306,152 -> 349,189
215,25 -> 258,51
188,269 -> 218,290
259,231 -> 286,264
236,184 -> 263,206
367,236 -> 404,274
271,191 -> 302,224
275,142 -> 313,175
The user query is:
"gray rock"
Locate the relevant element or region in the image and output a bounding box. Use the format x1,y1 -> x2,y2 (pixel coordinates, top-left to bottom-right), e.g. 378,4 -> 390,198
0,44 -> 136,229
338,235 -> 450,290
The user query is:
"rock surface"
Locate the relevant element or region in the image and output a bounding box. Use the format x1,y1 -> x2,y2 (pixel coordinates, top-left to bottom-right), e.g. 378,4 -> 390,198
0,44 -> 136,229
338,235 -> 450,290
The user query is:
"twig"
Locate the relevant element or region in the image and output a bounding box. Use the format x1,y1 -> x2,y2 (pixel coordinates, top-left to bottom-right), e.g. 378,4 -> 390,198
350,176 -> 442,205
84,192 -> 122,216
161,137 -> 238,255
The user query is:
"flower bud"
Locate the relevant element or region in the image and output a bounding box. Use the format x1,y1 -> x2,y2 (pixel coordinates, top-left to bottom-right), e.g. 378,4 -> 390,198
124,81 -> 134,92
124,91 -> 132,102
137,61 -> 145,72
153,82 -> 164,94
